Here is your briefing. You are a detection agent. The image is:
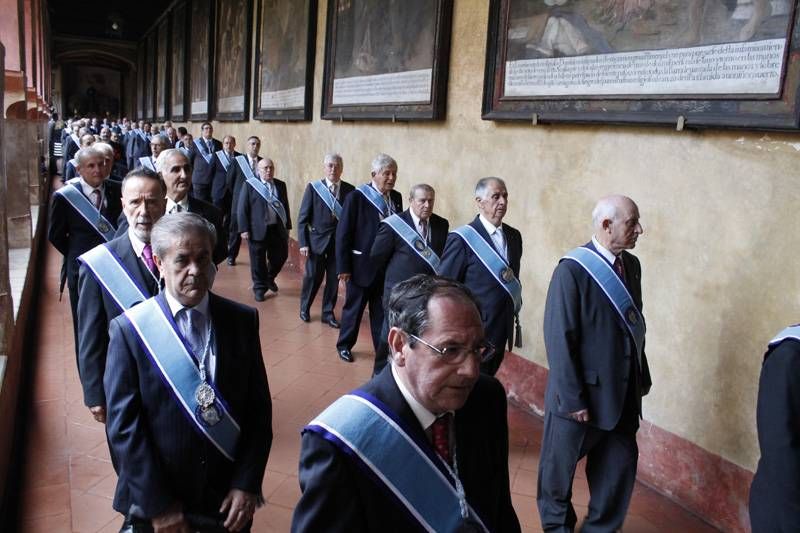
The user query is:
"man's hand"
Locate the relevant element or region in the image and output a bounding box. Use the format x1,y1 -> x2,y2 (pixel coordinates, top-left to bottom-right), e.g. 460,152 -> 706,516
152,507 -> 190,533
338,273 -> 351,282
299,246 -> 309,257
240,232 -> 249,240
569,409 -> 590,423
89,405 -> 106,424
220,489 -> 258,532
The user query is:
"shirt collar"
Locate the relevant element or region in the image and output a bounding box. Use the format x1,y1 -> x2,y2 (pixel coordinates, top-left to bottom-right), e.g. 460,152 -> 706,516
409,210 -> 422,229
323,177 -> 338,189
478,213 -> 500,235
164,290 -> 210,320
127,228 -> 147,257
370,181 -> 385,195
79,176 -> 104,197
166,196 -> 190,213
391,363 -> 438,431
591,235 -> 618,265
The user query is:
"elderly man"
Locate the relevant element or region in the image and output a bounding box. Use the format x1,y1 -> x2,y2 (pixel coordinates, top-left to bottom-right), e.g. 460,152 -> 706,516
211,135 -> 240,211
225,136 -> 262,265
165,126 -> 179,148
292,275 -> 521,532
537,195 -> 651,532
370,183 -> 449,375
335,153 -> 403,363
139,134 -> 169,171
92,142 -> 124,185
297,153 -> 354,327
77,168 -> 166,424
105,212 -> 272,532
63,133 -> 97,181
439,177 -> 523,376
189,122 -> 222,203
238,158 -> 292,301
126,121 -> 151,170
48,146 -> 123,350
63,121 -> 83,162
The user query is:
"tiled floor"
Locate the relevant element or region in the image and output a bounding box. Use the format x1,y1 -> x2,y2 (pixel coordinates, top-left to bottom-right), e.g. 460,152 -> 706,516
16,241 -> 719,532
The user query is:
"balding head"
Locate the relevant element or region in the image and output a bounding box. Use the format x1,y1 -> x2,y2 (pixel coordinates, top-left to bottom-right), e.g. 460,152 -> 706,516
592,195 -> 643,255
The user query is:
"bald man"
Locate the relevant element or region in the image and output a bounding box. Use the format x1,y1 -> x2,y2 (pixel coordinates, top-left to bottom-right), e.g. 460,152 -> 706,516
537,195 -> 652,532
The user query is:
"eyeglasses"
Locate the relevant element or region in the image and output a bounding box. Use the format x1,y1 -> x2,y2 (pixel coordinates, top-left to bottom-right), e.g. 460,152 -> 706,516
405,333 -> 495,364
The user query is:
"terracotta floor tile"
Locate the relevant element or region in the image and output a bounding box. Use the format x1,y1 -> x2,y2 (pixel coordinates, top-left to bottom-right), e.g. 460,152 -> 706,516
69,489 -> 120,533
251,502 -> 295,532
267,474 -> 302,509
19,512 -> 73,533
69,453 -> 115,493
20,482 -> 71,519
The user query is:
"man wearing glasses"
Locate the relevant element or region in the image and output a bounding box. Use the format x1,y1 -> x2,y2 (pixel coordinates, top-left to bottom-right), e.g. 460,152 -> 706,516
291,275 -> 521,533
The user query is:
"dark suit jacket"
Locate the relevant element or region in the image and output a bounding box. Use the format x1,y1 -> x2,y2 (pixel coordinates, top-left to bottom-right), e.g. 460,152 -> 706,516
48,180 -> 123,284
77,234 -> 159,407
371,209 -> 449,303
439,216 -> 522,351
64,135 -> 80,162
190,138 -> 222,187
225,155 -> 262,233
749,338 -> 800,532
105,292 -> 272,519
297,179 -> 355,255
542,242 -> 652,431
291,367 -> 520,533
237,178 -> 292,241
335,185 -> 403,287
210,150 -> 240,205
125,131 -> 150,167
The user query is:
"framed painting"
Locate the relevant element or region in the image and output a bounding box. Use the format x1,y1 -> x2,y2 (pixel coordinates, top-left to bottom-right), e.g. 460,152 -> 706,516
253,0 -> 317,121
213,0 -> 252,120
188,0 -> 214,121
171,2 -> 188,121
321,0 -> 454,121
155,16 -> 170,121
482,0 -> 800,130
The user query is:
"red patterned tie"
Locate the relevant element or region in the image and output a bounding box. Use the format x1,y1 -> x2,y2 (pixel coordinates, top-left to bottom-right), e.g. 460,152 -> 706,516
614,256 -> 626,284
431,413 -> 452,465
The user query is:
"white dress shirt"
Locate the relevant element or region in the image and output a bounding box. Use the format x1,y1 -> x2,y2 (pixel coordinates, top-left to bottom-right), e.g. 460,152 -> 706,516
591,235 -> 618,265
166,196 -> 190,214
478,214 -> 507,261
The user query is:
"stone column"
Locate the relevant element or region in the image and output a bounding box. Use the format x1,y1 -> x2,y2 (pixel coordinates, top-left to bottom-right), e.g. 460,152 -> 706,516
0,43 -> 14,353
4,118 -> 31,249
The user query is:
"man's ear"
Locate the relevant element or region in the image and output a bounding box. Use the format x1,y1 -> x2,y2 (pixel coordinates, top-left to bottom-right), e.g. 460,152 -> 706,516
153,253 -> 163,270
387,327 -> 406,366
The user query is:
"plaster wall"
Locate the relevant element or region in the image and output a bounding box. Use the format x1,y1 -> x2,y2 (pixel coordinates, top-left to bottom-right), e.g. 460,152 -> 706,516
180,0 -> 800,472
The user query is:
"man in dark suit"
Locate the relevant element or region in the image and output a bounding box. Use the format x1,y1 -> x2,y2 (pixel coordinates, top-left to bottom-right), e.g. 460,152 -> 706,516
63,133 -> 96,182
77,168 -> 166,424
238,158 -> 292,302
63,121 -> 83,163
225,136 -> 262,265
292,275 -> 520,533
211,135 -> 240,211
297,153 -> 354,328
189,122 -> 222,203
749,328 -> 800,532
370,183 -> 448,375
48,146 -> 123,351
105,212 -> 272,531
335,153 -> 403,363
537,195 -> 651,533
439,177 -> 522,376
126,121 -> 151,171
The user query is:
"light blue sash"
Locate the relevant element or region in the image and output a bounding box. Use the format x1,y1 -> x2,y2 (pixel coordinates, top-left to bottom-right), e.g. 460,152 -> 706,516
769,325 -> 800,346
215,150 -> 232,172
357,183 -> 389,217
193,138 -> 213,164
139,156 -> 156,171
305,392 -> 488,532
383,214 -> 440,274
310,179 -> 343,219
123,297 -> 240,461
178,146 -> 190,157
236,156 -> 287,226
70,133 -> 80,146
78,243 -> 148,312
453,225 -> 522,313
136,129 -> 148,142
54,180 -> 116,241
562,247 -> 646,365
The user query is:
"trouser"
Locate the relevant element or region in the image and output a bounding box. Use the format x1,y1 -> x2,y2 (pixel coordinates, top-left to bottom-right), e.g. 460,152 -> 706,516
192,183 -> 212,203
299,248 -> 338,319
537,411 -> 639,532
337,278 -> 384,353
227,218 -> 242,260
247,231 -> 288,292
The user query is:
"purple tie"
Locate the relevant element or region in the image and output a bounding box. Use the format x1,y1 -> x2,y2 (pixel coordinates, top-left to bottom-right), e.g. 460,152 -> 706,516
142,244 -> 156,275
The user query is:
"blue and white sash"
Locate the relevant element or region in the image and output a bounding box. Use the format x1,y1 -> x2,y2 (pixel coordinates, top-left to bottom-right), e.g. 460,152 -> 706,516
768,325 -> 800,347
178,146 -> 190,157
215,150 -> 232,172
453,225 -> 522,313
305,392 -> 488,532
357,183 -> 389,217
54,180 -> 116,241
194,138 -> 213,164
136,129 -> 148,142
78,244 -> 148,312
70,133 -> 80,146
236,156 -> 287,226
123,297 -> 240,461
562,247 -> 645,365
383,214 -> 440,274
310,179 -> 343,219
139,156 -> 156,171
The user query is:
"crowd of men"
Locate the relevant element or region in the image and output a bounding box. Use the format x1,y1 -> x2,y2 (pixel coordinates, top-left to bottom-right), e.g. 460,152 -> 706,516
45,116 -> 796,532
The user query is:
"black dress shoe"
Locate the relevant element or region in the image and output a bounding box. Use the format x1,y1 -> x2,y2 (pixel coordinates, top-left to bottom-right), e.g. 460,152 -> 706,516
299,311 -> 310,322
226,257 -> 236,266
254,291 -> 265,302
324,317 -> 340,329
268,281 -> 279,292
337,348 -> 354,363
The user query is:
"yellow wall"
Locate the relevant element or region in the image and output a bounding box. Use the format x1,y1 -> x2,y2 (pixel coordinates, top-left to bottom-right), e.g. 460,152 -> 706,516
181,0 -> 800,471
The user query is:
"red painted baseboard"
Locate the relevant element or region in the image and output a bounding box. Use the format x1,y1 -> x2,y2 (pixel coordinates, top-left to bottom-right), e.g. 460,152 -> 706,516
496,352 -> 753,533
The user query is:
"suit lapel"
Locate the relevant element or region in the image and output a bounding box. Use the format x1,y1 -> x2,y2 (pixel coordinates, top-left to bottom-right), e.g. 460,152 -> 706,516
115,235 -> 158,296
208,293 -> 228,390
470,216 -> 505,260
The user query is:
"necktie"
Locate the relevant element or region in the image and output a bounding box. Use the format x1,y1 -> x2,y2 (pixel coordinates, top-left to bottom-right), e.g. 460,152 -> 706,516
383,194 -> 392,216
493,228 -> 507,261
172,203 -> 183,214
329,183 -> 337,198
206,139 -> 213,153
91,189 -> 101,209
420,219 -> 428,240
264,181 -> 273,196
613,256 -> 626,283
431,413 -> 452,465
183,308 -> 205,357
251,158 -> 257,172
142,244 -> 157,276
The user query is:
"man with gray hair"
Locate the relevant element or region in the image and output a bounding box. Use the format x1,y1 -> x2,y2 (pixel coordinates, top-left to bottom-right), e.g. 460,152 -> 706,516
537,195 -> 651,532
334,153 -> 403,363
63,132 -> 97,181
138,134 -> 169,171
297,153 -> 355,327
439,177 -> 523,376
105,212 -> 272,532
